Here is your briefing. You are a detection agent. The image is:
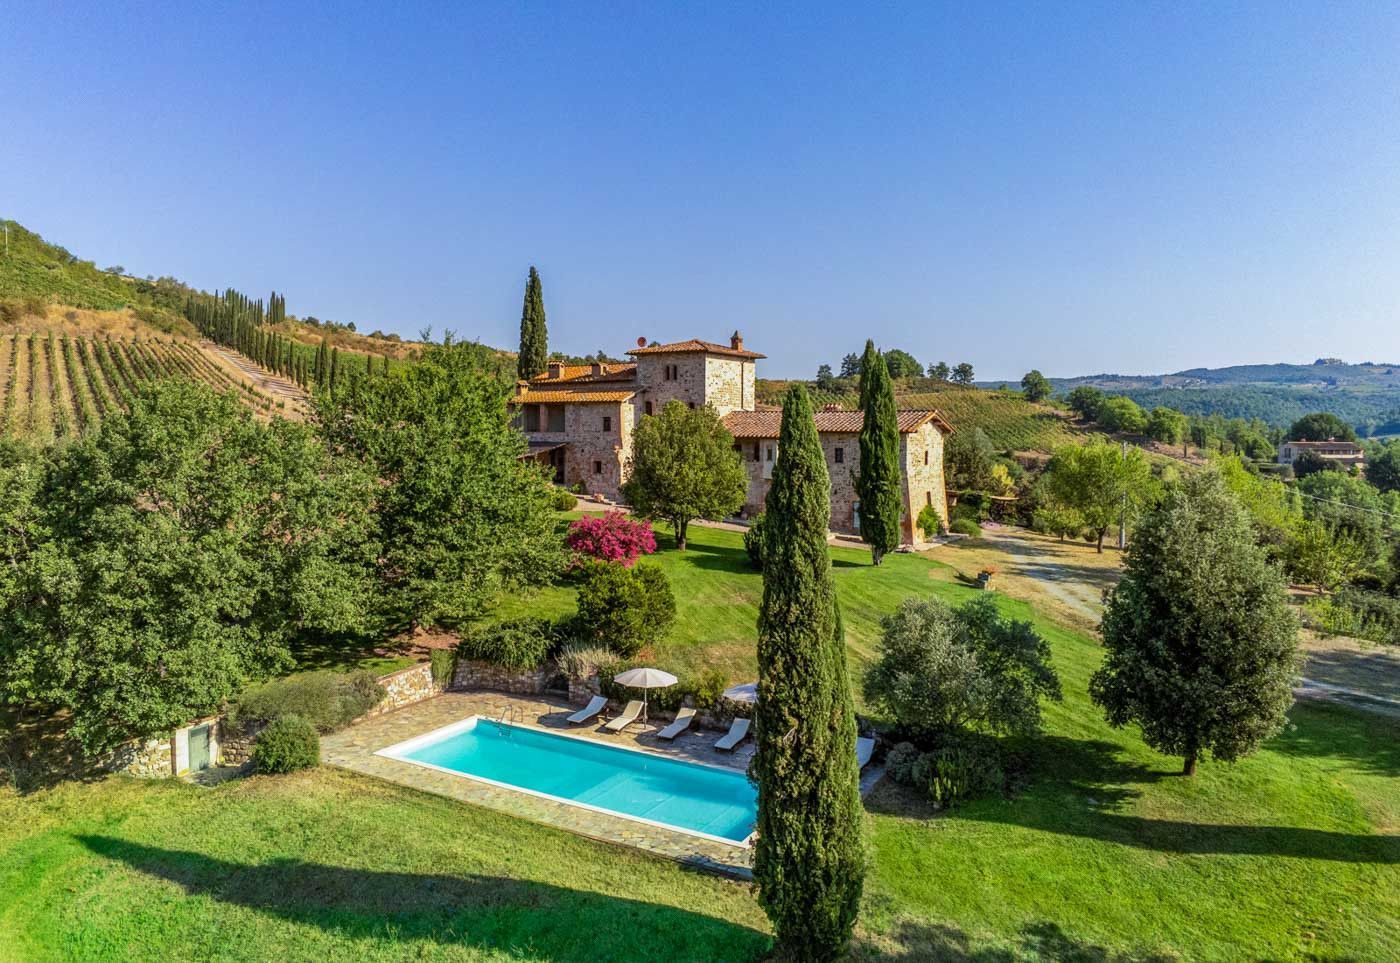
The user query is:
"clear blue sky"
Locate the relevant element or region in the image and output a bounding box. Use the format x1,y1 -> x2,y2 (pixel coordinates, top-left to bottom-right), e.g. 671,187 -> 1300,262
4,2 -> 1398,379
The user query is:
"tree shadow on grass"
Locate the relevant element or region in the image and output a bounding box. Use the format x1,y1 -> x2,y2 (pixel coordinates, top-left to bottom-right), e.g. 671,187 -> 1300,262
76,835 -> 768,962
870,735 -> 1400,865
677,538 -> 756,574
1270,701 -> 1400,778
855,918 -> 1176,962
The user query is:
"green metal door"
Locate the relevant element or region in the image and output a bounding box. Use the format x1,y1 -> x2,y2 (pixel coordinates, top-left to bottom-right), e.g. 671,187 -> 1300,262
189,724 -> 211,772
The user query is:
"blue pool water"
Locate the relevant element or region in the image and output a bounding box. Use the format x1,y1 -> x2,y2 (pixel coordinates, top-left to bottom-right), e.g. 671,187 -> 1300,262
389,718 -> 757,843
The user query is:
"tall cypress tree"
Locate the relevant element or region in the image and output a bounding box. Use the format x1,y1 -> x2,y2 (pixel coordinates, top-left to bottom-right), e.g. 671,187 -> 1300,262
516,265 -> 548,380
855,339 -> 902,565
316,337 -> 331,389
753,384 -> 864,962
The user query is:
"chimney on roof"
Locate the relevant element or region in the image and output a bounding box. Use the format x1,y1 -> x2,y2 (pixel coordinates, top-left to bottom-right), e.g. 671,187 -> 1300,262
546,361 -> 563,379
591,362 -> 605,376
821,403 -> 843,412
730,330 -> 744,351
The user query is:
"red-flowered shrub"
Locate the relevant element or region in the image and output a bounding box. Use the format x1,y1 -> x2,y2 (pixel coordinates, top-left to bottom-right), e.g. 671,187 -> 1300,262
566,512 -> 657,567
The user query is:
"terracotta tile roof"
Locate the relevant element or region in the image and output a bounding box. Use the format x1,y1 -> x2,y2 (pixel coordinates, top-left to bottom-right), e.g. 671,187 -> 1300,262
510,388 -> 636,404
722,408 -> 953,438
529,363 -> 637,384
627,338 -> 766,360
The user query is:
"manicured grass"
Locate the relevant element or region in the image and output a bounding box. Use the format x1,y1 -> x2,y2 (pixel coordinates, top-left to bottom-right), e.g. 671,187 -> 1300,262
4,521 -> 1397,960
0,769 -> 770,962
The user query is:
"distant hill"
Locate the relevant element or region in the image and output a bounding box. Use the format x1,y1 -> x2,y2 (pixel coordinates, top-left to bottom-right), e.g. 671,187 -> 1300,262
756,378 -> 1096,453
984,360 -> 1400,435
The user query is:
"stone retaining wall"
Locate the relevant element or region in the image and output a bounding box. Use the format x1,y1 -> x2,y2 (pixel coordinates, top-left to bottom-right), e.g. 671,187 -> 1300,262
453,659 -> 549,695
360,662 -> 439,718
101,735 -> 173,777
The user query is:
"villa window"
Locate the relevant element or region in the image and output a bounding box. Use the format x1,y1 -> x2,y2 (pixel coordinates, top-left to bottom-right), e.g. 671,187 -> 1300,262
602,416 -> 612,432
523,405 -> 540,432
926,491 -> 932,506
834,447 -> 844,464
546,405 -> 565,432
752,443 -> 760,461
766,446 -> 774,462
688,402 -> 696,410
593,460 -> 603,475
645,401 -> 654,416
924,450 -> 929,466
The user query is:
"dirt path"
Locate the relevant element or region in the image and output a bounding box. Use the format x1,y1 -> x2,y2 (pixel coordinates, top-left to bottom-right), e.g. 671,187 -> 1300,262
199,340 -> 309,416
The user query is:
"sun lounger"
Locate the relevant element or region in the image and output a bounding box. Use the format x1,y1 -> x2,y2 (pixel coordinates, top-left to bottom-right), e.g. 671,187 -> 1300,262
856,736 -> 875,769
656,707 -> 696,741
715,717 -> 751,751
566,695 -> 607,725
603,700 -> 644,733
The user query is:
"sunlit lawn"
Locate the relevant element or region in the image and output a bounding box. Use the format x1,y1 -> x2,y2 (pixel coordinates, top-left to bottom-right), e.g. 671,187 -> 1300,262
3,521 -> 1397,960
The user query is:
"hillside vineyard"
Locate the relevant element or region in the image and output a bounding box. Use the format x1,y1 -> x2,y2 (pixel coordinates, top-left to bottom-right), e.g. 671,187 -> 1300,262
0,334 -> 283,440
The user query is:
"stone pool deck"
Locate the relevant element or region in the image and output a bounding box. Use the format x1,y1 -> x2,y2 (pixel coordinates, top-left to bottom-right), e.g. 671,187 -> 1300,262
321,692 -> 759,878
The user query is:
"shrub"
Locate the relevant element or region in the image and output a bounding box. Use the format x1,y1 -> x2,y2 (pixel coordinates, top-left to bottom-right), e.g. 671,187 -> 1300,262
1306,587 -> 1400,646
690,667 -> 729,710
566,511 -> 657,567
458,618 -> 552,670
744,513 -> 767,570
429,648 -> 457,688
885,742 -> 922,786
551,488 -> 579,511
575,560 -> 675,657
555,643 -> 620,683
252,715 -> 320,774
916,504 -> 944,540
233,670 -> 386,734
912,741 -> 1005,809
948,517 -> 982,538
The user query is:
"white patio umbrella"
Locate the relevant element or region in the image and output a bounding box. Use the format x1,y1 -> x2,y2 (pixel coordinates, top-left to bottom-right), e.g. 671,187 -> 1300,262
612,667 -> 678,722
721,681 -> 758,704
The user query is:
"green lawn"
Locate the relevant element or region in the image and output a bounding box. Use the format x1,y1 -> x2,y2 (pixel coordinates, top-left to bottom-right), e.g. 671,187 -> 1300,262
3,521 -> 1397,960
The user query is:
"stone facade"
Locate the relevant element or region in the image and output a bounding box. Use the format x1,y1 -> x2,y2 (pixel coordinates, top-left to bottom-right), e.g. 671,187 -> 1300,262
453,658 -> 550,695
512,334 -> 950,542
103,734 -> 174,778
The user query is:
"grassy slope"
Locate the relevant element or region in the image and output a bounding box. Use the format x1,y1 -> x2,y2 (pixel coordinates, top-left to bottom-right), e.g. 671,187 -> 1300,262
757,378 -> 1094,452
502,522 -> 1400,959
3,526 -> 1397,960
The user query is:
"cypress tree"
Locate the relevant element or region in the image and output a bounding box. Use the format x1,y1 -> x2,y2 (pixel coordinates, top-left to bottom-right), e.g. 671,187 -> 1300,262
516,265 -> 548,379
753,384 -> 864,962
382,355 -> 391,378
855,339 -> 902,564
316,337 -> 331,389
329,347 -> 340,392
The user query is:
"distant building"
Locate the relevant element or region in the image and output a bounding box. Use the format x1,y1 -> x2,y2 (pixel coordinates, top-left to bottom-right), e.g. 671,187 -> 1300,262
1277,439 -> 1365,468
510,333 -> 951,545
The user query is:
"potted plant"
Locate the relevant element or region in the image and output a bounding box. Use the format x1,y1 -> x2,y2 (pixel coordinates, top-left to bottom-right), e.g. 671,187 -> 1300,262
976,565 -> 997,589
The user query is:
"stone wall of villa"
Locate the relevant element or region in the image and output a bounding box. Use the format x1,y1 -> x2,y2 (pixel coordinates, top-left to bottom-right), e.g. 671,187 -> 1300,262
453,659 -> 549,695
901,420 -> 947,545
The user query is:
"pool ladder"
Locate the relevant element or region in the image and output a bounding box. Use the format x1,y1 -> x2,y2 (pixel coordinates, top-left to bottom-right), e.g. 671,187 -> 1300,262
495,704 -> 520,734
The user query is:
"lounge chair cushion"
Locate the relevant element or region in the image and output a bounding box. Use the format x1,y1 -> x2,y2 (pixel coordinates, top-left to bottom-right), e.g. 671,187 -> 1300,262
603,700 -> 644,732
657,707 -> 696,740
566,695 -> 607,725
715,717 -> 750,751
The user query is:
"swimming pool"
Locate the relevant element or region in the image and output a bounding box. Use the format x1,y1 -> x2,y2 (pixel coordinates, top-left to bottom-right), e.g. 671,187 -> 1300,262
376,717 -> 757,845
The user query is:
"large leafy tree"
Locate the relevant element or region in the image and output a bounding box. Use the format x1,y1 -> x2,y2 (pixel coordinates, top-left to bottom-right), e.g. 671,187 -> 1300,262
927,361 -> 951,381
1146,406 -> 1189,446
1045,441 -> 1156,552
856,340 -> 902,564
863,595 -> 1060,739
0,381 -> 376,753
1020,369 -> 1051,403
1097,396 -> 1148,434
882,348 -> 922,379
951,362 -> 976,385
516,265 -> 548,380
944,426 -> 999,494
1366,442 -> 1400,493
753,385 -> 863,961
1288,412 -> 1356,442
622,400 -> 747,550
1066,385 -> 1105,421
317,341 -> 565,629
1090,470 -> 1299,776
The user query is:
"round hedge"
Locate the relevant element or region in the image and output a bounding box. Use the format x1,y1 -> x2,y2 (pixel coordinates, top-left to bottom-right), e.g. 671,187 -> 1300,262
252,715 -> 320,774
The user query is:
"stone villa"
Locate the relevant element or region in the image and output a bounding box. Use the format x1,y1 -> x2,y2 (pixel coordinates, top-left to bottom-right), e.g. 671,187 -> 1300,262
1277,438 -> 1366,470
511,333 -> 952,545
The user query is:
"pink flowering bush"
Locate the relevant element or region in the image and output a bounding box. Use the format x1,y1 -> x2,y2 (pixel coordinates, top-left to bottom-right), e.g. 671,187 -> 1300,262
566,512 -> 657,567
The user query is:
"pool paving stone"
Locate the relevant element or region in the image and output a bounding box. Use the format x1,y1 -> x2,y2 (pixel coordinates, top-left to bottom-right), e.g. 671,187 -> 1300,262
321,692 -> 758,878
